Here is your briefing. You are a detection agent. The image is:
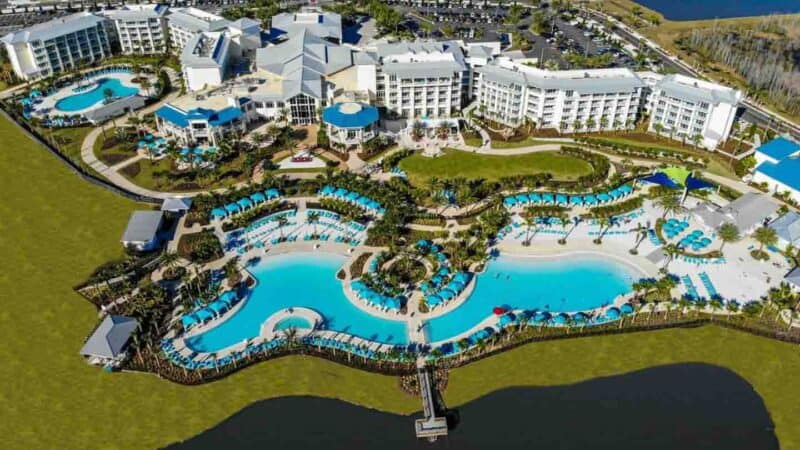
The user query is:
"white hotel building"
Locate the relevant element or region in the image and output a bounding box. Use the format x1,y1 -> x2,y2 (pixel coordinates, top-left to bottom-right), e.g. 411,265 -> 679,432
1,12 -> 112,81
475,58 -> 643,131
166,7 -> 231,54
641,73 -> 742,149
103,4 -> 169,55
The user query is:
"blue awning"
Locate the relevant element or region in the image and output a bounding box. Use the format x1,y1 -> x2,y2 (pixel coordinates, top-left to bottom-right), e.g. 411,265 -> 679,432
685,176 -> 715,191
322,103 -> 379,129
641,172 -> 681,189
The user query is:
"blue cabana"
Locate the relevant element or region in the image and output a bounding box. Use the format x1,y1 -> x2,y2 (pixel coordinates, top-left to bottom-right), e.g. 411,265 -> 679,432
497,313 -> 515,328
572,312 -> 589,323
237,198 -> 253,209
597,193 -> 612,203
196,309 -> 214,322
333,188 -> 348,197
436,253 -> 447,262
620,303 -> 634,314
527,193 -> 542,203
618,185 -> 633,195
211,208 -> 227,219
608,188 -> 621,198
439,289 -> 455,300
605,307 -> 621,320
569,195 -> 583,206
685,176 -> 715,191
504,197 -> 517,207
224,203 -> 240,214
640,172 -> 681,189
320,185 -> 335,195
265,188 -> 280,199
542,193 -> 555,204
208,301 -> 227,315
515,194 -> 529,204
453,272 -> 470,283
416,239 -> 430,249
181,314 -> 198,329
426,295 -> 443,306
553,313 -> 570,325
250,192 -> 266,203
219,291 -> 237,305
346,192 -> 360,201
437,267 -> 449,276
583,195 -> 598,205
555,194 -> 568,205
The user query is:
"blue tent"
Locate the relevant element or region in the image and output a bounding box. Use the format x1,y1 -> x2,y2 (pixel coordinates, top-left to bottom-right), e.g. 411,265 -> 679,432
265,188 -> 280,199
504,197 -> 517,207
685,176 -> 715,191
527,193 -> 542,203
569,195 -> 583,206
346,192 -> 360,201
333,188 -> 348,197
618,185 -> 633,195
250,192 -> 266,203
542,193 -> 555,204
640,172 -> 681,189
237,198 -> 253,209
320,185 -> 335,195
597,193 -> 612,203
181,314 -> 198,329
439,289 -> 455,300
555,194 -> 568,205
426,295 -> 443,306
219,291 -> 237,305
515,194 -> 529,204
211,208 -> 227,219
583,195 -> 598,205
224,203 -> 240,214
453,272 -> 470,283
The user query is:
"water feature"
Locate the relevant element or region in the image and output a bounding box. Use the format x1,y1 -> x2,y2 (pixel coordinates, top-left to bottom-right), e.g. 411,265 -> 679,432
185,252 -> 409,352
55,77 -> 139,112
633,0 -> 800,20
423,254 -> 641,343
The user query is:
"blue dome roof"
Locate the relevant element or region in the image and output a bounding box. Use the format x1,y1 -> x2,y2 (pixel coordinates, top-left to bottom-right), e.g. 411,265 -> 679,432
322,102 -> 379,129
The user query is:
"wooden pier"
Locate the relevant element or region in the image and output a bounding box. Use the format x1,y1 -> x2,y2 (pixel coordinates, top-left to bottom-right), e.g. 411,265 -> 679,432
414,362 -> 448,441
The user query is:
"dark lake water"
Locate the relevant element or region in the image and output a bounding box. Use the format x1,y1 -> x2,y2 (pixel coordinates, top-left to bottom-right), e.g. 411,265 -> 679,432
634,0 -> 800,20
165,363 -> 777,450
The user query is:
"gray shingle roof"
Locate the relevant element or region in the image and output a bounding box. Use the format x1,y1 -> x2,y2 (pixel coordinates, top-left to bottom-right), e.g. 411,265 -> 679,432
785,267 -> 800,288
255,29 -> 353,100
180,32 -> 229,69
478,62 -> 645,93
167,8 -> 230,33
121,211 -> 163,243
270,10 -> 342,42
80,315 -> 139,359
656,74 -> 740,105
161,197 -> 193,212
692,193 -> 779,232
376,41 -> 467,78
2,12 -> 106,44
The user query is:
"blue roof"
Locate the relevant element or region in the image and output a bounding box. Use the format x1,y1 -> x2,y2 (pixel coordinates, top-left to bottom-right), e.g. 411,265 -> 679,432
322,103 -> 379,129
756,156 -> 800,191
641,172 -> 681,189
757,138 -> 800,161
155,105 -> 243,128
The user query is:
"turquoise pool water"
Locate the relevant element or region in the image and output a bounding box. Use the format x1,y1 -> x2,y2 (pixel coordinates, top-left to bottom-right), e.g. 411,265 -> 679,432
275,316 -> 312,331
55,78 -> 139,112
186,253 -> 408,352
423,254 -> 641,343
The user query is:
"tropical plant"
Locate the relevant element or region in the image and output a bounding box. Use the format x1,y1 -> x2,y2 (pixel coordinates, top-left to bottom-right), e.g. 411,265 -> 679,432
655,193 -> 683,218
752,226 -> 778,260
717,223 -> 740,252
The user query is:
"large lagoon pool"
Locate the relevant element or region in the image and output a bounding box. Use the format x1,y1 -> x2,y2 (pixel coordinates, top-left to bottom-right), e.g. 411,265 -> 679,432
186,253 -> 409,352
423,254 -> 642,343
55,78 -> 139,112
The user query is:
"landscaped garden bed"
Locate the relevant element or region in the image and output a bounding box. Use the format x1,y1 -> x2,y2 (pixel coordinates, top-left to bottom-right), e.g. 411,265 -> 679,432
177,229 -> 223,264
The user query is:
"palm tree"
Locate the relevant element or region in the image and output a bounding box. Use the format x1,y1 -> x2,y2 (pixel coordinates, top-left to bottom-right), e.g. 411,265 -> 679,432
523,210 -> 537,246
653,122 -> 664,137
140,77 -> 152,97
661,244 -> 679,272
161,251 -> 180,275
753,226 -> 778,260
282,327 -> 298,349
307,211 -> 320,237
717,223 -> 740,252
274,215 -> 289,240
655,193 -> 683,218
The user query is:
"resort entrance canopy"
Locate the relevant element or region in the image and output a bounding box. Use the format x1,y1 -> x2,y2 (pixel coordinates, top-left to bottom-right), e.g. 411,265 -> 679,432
641,167 -> 715,192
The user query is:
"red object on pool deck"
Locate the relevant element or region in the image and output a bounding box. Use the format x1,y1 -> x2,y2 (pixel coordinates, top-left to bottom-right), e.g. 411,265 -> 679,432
493,307 -> 505,315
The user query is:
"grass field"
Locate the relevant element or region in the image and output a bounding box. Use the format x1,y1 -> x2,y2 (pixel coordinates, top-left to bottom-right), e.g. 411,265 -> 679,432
398,149 -> 594,186
490,138 -> 559,149
3,116 -> 800,448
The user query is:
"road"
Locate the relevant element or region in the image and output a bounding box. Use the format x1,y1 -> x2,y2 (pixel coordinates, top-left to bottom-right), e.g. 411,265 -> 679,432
579,7 -> 800,140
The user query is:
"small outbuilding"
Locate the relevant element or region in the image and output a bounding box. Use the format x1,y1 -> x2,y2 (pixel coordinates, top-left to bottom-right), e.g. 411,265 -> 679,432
80,315 -> 139,365
121,211 -> 164,251
690,193 -> 779,235
160,197 -> 193,214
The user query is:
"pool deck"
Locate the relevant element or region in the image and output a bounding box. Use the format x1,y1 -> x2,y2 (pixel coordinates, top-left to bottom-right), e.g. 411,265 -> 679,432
31,71 -> 150,117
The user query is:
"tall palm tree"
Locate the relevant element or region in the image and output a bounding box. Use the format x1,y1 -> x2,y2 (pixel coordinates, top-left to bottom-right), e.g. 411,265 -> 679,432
307,211 -> 320,237
523,213 -> 536,246
717,223 -> 740,252
655,193 -> 683,218
274,215 -> 289,240
753,226 -> 778,260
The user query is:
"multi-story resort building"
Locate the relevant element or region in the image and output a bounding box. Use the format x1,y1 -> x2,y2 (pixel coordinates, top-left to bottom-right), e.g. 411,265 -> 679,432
5,6 -> 745,152
642,73 -> 742,149
181,31 -> 231,92
371,41 -> 468,119
1,11 -> 112,80
165,7 -> 231,54
475,58 -> 643,131
103,4 -> 169,55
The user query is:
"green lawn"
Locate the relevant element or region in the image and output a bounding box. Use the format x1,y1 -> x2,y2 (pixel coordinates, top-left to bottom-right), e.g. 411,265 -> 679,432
399,148 -> 594,186
92,129 -> 138,166
4,115 -> 800,448
490,138 -> 560,149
